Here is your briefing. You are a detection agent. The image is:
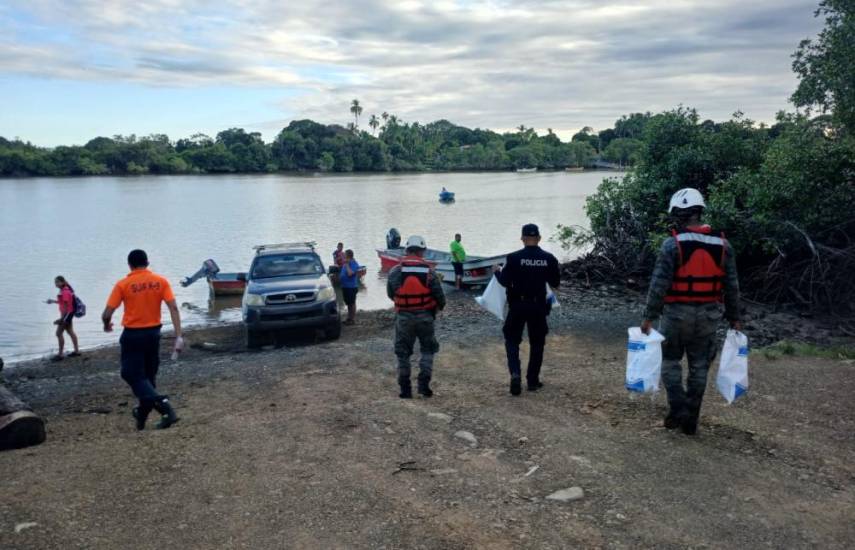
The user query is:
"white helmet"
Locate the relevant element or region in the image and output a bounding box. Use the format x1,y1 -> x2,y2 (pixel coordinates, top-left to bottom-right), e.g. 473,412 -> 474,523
668,188 -> 706,213
405,235 -> 427,250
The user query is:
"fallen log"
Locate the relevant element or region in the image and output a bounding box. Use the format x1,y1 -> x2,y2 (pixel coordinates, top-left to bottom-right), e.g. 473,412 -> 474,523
0,375 -> 46,451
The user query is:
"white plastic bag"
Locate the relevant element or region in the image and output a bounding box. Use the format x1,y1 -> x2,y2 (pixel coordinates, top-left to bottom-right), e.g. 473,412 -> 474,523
716,330 -> 749,404
475,275 -> 507,320
546,284 -> 559,308
625,327 -> 666,393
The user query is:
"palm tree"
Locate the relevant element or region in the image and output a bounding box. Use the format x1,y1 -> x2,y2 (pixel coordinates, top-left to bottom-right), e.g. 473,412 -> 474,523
382,111 -> 389,123
350,99 -> 363,130
517,124 -> 526,133
368,114 -> 379,135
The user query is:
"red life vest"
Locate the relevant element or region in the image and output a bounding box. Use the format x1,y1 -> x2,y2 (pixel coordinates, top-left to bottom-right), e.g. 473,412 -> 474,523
665,226 -> 727,304
393,257 -> 437,312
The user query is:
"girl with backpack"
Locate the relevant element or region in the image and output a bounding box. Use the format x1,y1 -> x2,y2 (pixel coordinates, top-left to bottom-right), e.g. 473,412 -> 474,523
45,275 -> 80,361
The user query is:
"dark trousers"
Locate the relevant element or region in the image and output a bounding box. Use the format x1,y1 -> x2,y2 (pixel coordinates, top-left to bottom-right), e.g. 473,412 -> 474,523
119,327 -> 164,408
503,303 -> 549,382
660,303 -> 720,420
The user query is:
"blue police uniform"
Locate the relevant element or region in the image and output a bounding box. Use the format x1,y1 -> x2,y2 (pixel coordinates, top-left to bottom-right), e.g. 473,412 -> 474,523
496,224 -> 560,394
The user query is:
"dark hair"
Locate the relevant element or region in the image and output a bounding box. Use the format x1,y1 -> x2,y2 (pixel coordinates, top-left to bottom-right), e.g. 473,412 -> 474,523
337,242 -> 344,247
55,275 -> 68,286
128,249 -> 149,268
345,249 -> 354,258
455,233 -> 461,239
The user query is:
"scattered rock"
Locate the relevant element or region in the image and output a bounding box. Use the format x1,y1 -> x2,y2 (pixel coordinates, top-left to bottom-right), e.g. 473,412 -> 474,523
427,412 -> 453,422
430,468 -> 458,476
454,430 -> 478,447
545,487 -> 585,502
518,436 -> 529,444
524,465 -> 539,477
15,522 -> 38,534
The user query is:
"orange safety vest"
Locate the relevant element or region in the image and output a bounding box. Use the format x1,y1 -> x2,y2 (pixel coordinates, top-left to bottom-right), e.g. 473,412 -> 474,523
393,257 -> 437,312
664,227 -> 727,304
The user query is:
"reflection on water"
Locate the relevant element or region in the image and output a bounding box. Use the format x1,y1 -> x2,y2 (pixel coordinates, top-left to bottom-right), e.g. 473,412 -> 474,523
0,171 -> 615,361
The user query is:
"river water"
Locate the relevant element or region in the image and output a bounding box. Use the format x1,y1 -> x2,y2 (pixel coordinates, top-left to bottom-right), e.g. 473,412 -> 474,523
0,170 -> 617,362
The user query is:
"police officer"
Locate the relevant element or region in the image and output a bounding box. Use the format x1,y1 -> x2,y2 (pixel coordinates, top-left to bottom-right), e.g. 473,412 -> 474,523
641,188 -> 741,435
387,236 -> 446,398
495,224 -> 560,396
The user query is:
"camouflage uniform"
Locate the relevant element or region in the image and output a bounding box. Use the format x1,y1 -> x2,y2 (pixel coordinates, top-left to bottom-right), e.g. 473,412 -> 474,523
387,266 -> 446,388
645,235 -> 740,427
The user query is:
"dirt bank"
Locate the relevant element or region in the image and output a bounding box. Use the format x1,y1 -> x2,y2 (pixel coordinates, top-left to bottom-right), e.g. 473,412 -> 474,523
1,287 -> 854,549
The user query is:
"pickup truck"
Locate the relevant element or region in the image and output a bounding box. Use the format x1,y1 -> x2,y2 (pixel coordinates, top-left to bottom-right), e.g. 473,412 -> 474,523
241,242 -> 341,348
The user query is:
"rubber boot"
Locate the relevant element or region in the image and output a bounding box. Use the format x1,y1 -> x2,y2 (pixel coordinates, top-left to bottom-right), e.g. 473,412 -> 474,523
664,409 -> 684,430
153,398 -> 179,430
132,402 -> 154,431
398,377 -> 412,399
417,376 -> 433,398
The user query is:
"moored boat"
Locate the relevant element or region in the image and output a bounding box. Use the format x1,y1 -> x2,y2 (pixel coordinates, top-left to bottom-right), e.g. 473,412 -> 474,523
439,188 -> 455,203
376,234 -> 505,287
181,259 -> 247,296
515,167 -> 537,173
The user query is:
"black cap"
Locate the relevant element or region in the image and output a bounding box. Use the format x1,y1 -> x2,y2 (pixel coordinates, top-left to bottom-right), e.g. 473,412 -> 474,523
521,223 -> 540,237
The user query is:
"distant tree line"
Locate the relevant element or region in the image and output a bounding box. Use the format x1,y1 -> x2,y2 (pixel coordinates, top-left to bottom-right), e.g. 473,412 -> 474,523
0,112 -> 656,177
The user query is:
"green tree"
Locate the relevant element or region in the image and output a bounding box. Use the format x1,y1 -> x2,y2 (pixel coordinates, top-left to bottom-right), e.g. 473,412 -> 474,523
368,114 -> 380,135
350,99 -> 363,130
791,0 -> 855,131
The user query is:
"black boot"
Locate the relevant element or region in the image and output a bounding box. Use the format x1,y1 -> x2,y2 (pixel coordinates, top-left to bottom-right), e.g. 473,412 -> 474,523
153,398 -> 179,430
664,410 -> 683,430
398,377 -> 412,399
510,376 -> 522,396
132,402 -> 153,431
417,376 -> 433,398
527,380 -> 543,392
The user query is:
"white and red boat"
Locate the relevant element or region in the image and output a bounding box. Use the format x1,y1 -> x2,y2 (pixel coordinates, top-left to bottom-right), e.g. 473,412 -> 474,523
376,247 -> 505,287
181,259 -> 247,296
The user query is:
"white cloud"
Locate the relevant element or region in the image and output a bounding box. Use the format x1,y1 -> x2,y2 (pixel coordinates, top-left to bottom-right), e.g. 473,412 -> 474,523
2,0 -> 825,136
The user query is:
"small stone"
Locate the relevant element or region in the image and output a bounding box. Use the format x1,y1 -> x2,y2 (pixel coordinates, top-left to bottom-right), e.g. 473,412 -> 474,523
454,431 -> 478,447
428,412 -> 453,422
430,468 -> 458,476
545,487 -> 585,502
15,522 -> 38,534
518,436 -> 529,444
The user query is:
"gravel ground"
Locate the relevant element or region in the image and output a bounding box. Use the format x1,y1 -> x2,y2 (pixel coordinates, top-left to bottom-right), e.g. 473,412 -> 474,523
1,284 -> 854,549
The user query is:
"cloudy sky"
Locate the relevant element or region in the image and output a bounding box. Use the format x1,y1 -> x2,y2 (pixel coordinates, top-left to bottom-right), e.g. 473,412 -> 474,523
0,0 -> 824,146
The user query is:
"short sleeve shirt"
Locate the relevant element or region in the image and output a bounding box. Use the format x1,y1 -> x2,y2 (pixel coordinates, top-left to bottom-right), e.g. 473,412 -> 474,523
450,240 -> 466,263
106,269 -> 175,328
339,260 -> 360,289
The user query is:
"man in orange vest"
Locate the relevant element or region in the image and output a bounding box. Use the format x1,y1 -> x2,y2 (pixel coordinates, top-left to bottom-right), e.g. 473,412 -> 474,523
102,249 -> 184,430
641,189 -> 741,435
387,236 -> 446,398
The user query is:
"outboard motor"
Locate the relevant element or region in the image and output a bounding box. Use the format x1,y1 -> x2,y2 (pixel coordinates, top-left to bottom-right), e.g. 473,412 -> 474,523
181,259 -> 221,287
386,228 -> 401,249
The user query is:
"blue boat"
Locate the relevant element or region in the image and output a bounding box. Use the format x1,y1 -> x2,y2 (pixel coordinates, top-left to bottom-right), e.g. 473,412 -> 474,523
439,187 -> 455,203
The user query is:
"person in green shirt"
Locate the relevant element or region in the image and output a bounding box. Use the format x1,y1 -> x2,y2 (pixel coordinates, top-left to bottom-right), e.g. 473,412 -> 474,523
449,233 -> 466,289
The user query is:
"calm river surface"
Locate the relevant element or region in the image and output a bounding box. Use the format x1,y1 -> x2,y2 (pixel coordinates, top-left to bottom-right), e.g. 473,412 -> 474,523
0,171 -> 618,362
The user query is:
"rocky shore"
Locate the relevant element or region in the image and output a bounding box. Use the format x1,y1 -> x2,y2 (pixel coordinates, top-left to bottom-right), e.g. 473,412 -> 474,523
1,284 -> 853,549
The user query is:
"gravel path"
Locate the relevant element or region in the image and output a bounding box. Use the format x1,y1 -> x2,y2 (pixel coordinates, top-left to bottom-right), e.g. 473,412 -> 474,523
1,286 -> 853,549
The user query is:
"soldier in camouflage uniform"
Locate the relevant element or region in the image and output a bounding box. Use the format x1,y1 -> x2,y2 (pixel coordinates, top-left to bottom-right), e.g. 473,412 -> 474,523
642,188 -> 741,435
387,236 -> 446,399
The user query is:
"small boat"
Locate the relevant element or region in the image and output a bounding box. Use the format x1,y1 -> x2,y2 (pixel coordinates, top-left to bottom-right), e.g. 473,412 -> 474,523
516,167 -> 537,173
564,166 -> 584,172
181,259 -> 247,296
376,231 -> 506,287
439,188 -> 455,203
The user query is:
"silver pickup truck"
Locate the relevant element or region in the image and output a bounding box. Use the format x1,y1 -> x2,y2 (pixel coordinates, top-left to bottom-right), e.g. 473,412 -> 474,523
240,242 -> 341,348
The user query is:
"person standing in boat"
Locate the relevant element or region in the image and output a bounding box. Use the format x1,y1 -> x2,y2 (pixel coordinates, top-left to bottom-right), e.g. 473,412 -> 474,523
340,249 -> 360,325
45,275 -> 80,361
449,233 -> 466,289
387,236 -> 446,399
494,224 -> 560,396
101,249 -> 183,430
333,242 -> 346,268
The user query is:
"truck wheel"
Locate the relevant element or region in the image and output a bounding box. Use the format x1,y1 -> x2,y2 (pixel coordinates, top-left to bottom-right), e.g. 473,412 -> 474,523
325,322 -> 342,340
245,327 -> 264,349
